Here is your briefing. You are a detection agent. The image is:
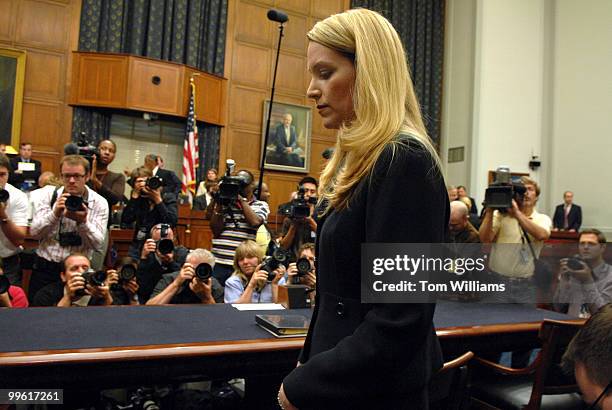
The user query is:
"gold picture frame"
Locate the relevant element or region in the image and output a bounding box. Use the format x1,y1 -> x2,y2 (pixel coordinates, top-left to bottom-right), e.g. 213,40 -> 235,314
0,48 -> 27,148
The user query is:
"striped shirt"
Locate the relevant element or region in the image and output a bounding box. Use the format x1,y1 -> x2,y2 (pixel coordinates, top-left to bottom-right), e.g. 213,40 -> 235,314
212,199 -> 269,266
30,185 -> 109,262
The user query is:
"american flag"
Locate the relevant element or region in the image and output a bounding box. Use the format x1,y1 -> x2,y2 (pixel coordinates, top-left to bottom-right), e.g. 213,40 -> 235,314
182,78 -> 199,204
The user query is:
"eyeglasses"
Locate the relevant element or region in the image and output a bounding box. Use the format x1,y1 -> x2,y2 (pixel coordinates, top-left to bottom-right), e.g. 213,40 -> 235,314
588,381 -> 611,410
61,173 -> 87,180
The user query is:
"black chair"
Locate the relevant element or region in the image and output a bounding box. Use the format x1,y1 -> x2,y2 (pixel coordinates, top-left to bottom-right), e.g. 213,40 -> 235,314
429,351 -> 474,410
470,319 -> 585,410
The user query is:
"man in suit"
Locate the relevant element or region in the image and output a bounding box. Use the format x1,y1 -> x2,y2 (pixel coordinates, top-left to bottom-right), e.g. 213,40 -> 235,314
272,113 -> 303,167
457,185 -> 478,216
9,142 -> 41,192
143,154 -> 182,199
553,191 -> 582,232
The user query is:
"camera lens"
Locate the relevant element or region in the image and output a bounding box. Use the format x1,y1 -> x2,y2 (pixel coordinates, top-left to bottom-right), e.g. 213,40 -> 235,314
0,188 -> 9,203
195,263 -> 212,281
83,269 -> 107,287
146,176 -> 163,190
119,265 -> 136,281
65,195 -> 83,212
157,239 -> 174,255
296,257 -> 311,276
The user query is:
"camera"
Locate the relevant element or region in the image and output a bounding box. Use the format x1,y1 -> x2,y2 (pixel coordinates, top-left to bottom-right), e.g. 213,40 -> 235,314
483,167 -> 526,210
194,263 -> 213,281
0,188 -> 9,203
82,268 -> 107,287
76,132 -> 99,160
289,186 -> 311,219
146,175 -> 163,190
58,231 -> 82,247
261,242 -> 293,281
65,195 -> 86,212
155,224 -> 174,254
566,257 -> 586,271
214,159 -> 250,206
119,264 -> 137,282
0,275 -> 10,294
296,257 -> 312,277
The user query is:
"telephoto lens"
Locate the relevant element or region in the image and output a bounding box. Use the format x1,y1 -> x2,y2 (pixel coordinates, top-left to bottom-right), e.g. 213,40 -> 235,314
156,238 -> 174,255
296,257 -> 312,276
0,188 -> 9,203
195,263 -> 213,281
65,195 -> 84,212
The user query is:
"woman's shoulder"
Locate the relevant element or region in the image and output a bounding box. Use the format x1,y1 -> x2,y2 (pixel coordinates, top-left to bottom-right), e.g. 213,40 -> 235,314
375,133 -> 438,174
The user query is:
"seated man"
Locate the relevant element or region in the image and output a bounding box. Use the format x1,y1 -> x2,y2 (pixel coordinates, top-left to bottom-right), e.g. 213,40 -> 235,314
554,229 -> 612,317
32,253 -> 114,307
449,201 -> 480,244
136,223 -> 188,303
562,303 -> 611,409
280,242 -> 316,289
147,248 -> 224,305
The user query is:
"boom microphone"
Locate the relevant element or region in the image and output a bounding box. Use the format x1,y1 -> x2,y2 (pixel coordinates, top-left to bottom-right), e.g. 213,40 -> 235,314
267,9 -> 288,23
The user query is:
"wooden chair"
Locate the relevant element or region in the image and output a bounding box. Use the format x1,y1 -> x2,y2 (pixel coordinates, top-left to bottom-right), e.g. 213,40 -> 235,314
470,319 -> 585,410
429,351 -> 474,410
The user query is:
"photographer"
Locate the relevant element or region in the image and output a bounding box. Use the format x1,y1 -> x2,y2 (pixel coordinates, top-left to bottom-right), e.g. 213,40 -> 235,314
279,176 -> 318,258
88,139 -> 126,210
136,224 -> 187,303
29,155 -> 108,300
109,257 -> 140,306
32,253 -> 114,307
209,168 -> 269,285
280,242 -> 316,289
147,248 -> 223,305
479,176 -> 552,296
554,229 -> 612,317
0,154 -> 28,286
144,154 -> 182,198
121,166 -> 178,260
224,240 -> 285,304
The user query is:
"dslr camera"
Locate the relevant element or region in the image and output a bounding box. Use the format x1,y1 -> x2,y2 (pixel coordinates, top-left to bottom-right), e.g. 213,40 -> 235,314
65,195 -> 87,212
76,132 -> 99,161
289,186 -> 314,219
146,175 -> 164,190
295,257 -> 313,277
155,224 -> 174,255
214,159 -> 250,206
76,268 -> 108,297
118,264 -> 137,283
261,242 -> 293,281
484,167 -> 526,211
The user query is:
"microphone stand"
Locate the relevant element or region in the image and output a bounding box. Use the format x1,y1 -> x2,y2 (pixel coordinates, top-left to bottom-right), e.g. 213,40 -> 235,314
257,21 -> 286,200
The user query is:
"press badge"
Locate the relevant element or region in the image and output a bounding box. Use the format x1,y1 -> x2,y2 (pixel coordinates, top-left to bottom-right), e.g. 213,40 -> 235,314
519,246 -> 531,265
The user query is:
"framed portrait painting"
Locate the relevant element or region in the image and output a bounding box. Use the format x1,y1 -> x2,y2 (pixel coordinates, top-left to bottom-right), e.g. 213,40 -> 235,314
0,48 -> 26,147
261,100 -> 312,173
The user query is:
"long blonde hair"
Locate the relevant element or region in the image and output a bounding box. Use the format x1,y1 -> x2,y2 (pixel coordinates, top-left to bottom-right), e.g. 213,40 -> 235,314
232,240 -> 264,285
308,8 -> 442,212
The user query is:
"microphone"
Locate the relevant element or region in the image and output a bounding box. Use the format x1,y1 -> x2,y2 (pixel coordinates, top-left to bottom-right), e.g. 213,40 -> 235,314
64,143 -> 79,155
267,9 -> 288,23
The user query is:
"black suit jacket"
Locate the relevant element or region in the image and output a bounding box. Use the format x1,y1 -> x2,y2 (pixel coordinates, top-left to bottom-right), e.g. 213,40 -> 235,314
155,168 -> 182,198
9,157 -> 41,191
282,137 -> 447,409
553,204 -> 582,231
273,123 -> 297,154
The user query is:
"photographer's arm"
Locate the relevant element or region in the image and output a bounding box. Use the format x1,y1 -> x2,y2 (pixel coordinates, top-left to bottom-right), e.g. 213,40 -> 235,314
239,199 -> 263,227
0,291 -> 12,307
280,220 -> 297,250
0,202 -> 27,247
30,189 -> 61,239
514,207 -> 550,241
76,198 -> 108,252
209,203 -> 225,237
146,280 -> 181,305
479,208 -> 496,243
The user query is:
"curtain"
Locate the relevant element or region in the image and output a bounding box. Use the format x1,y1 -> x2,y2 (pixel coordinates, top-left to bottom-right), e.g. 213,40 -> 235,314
350,0 -> 445,148
73,0 -> 227,177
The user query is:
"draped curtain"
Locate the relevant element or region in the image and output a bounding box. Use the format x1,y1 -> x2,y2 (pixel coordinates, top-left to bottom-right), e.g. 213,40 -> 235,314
350,0 -> 445,148
72,0 -> 227,175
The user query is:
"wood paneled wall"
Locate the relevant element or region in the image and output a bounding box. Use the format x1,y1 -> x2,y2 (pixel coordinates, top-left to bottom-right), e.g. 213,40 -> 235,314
222,0 -> 349,213
0,0 -> 81,174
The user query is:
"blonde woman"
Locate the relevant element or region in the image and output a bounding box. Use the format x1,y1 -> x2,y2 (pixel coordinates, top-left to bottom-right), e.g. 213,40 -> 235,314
223,240 -> 285,304
279,9 -> 449,410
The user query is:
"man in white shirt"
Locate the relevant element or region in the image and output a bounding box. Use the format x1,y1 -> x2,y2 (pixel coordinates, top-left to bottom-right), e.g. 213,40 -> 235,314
29,155 -> 108,300
0,154 -> 28,286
